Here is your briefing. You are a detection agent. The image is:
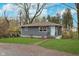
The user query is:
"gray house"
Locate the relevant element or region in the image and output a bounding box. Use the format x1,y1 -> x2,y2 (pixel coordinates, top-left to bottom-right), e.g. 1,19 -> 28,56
20,22 -> 62,39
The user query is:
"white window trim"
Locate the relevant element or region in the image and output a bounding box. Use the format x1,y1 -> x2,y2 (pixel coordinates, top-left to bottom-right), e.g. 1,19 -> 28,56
39,26 -> 47,32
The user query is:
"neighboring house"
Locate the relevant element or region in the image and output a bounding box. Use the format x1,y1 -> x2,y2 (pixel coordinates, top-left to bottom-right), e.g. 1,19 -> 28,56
20,22 -> 62,39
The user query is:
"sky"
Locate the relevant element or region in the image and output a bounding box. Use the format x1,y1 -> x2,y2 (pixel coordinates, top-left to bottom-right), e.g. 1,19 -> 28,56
0,3 -> 77,27
47,3 -> 77,28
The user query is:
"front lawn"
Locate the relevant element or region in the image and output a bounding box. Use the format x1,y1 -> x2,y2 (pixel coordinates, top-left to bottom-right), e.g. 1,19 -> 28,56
0,37 -> 42,44
39,39 -> 79,55
0,37 -> 79,55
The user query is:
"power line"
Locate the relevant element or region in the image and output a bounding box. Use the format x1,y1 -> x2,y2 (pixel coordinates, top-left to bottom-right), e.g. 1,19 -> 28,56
62,3 -> 77,11
61,3 -> 77,24
47,3 -> 77,24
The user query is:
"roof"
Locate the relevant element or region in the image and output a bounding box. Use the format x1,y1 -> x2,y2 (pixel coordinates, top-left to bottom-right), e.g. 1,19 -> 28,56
21,22 -> 62,27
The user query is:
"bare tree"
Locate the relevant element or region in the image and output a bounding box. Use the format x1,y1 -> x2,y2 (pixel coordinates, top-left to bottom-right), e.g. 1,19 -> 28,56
16,3 -> 46,24
3,10 -> 9,27
18,9 -> 22,25
0,10 -> 9,36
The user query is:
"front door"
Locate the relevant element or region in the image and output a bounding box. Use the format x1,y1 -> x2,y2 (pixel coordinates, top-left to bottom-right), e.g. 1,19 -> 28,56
50,26 -> 55,37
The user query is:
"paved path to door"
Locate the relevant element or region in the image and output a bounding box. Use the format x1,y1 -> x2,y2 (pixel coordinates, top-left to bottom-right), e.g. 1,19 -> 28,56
0,43 -> 76,56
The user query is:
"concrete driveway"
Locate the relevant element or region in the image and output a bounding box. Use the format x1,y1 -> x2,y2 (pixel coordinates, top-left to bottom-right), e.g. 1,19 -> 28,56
0,43 -> 76,56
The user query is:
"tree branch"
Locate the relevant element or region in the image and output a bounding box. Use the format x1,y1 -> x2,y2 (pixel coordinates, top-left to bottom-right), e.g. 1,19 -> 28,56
30,3 -> 46,23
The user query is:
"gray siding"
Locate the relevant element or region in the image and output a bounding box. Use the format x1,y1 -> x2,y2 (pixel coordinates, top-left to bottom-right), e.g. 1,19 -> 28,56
21,26 -> 62,38
21,26 -> 50,37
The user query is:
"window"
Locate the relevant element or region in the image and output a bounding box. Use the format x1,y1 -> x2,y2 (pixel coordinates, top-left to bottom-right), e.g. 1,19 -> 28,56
39,26 -> 47,31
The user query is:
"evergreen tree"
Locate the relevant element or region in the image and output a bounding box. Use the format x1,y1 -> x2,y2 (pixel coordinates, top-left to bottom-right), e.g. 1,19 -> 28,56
62,8 -> 73,31
47,13 -> 61,24
49,16 -> 60,24
47,15 -> 51,22
62,8 -> 73,38
42,16 -> 46,22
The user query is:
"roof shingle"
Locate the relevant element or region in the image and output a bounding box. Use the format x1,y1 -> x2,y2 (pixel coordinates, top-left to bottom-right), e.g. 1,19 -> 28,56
21,22 -> 62,27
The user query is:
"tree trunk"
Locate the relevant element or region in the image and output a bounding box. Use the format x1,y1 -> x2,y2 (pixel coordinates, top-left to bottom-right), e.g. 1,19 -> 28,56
76,3 -> 79,39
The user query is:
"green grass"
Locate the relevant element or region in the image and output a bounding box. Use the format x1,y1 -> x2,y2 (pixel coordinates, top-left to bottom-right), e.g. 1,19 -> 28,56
0,37 -> 79,54
39,39 -> 79,54
0,37 -> 42,44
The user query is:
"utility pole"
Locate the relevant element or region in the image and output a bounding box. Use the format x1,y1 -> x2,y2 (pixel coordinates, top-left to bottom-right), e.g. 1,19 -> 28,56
76,3 -> 79,39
